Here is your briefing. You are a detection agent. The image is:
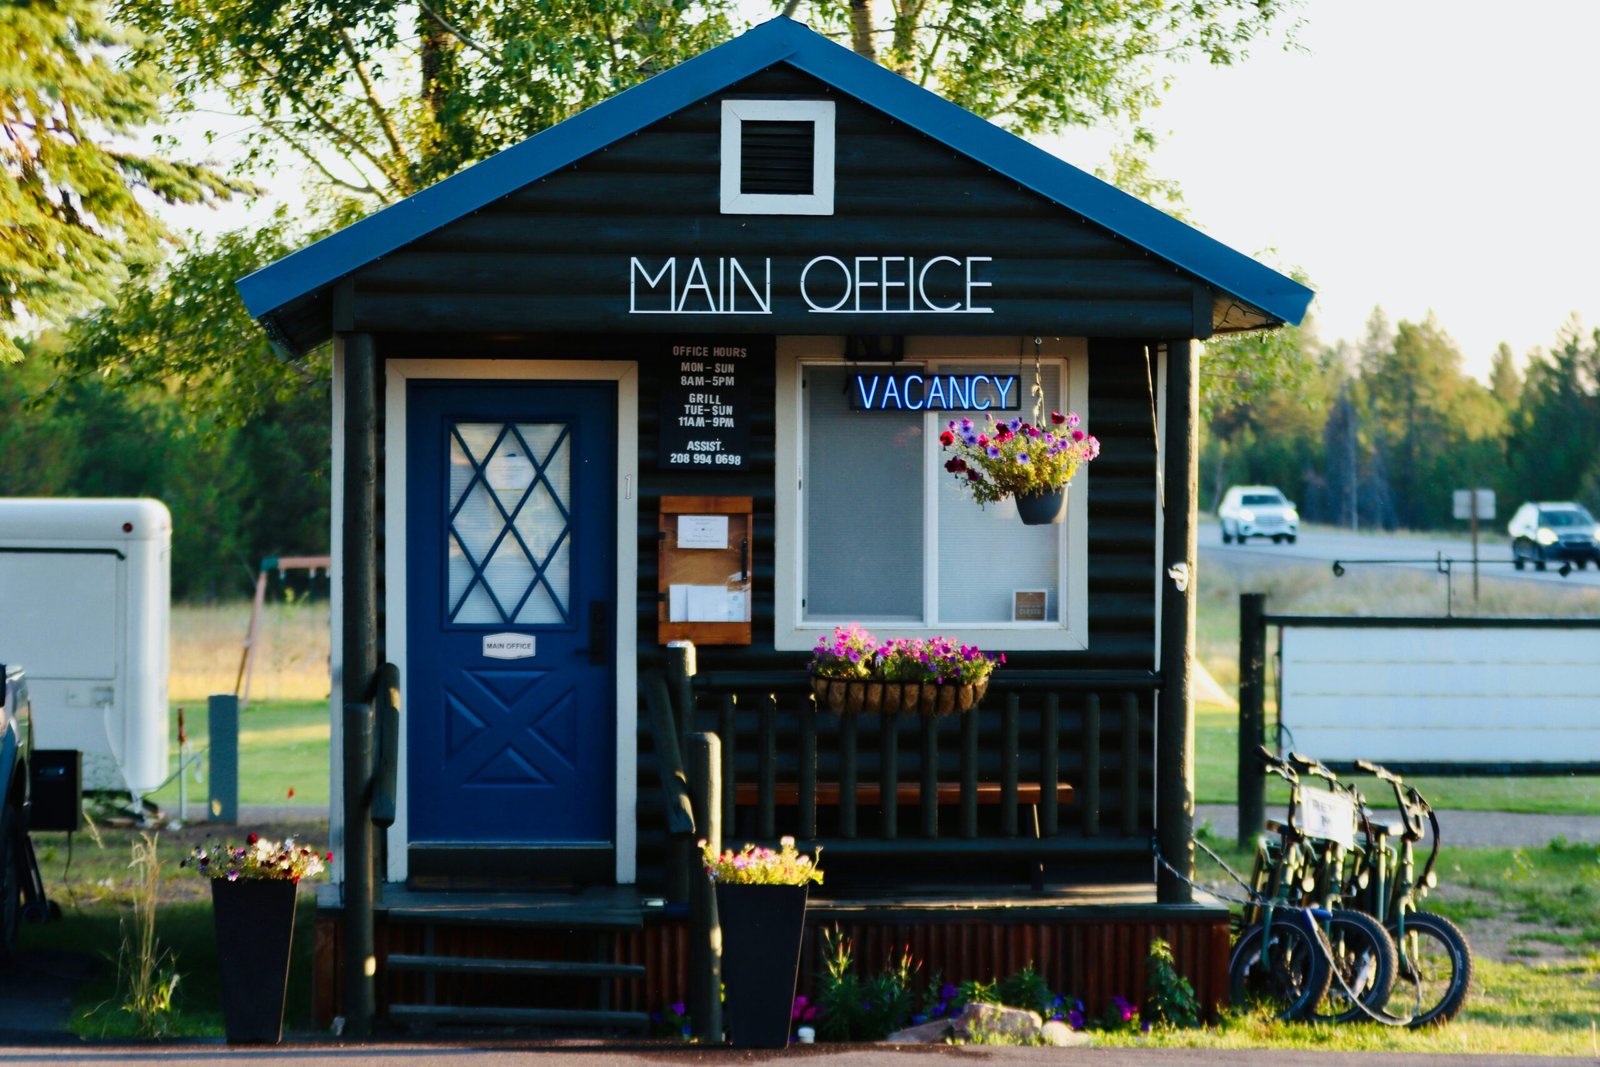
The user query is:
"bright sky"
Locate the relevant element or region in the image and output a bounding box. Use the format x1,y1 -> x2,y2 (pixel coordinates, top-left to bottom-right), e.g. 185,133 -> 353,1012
166,0 -> 1600,380
1087,0 -> 1600,376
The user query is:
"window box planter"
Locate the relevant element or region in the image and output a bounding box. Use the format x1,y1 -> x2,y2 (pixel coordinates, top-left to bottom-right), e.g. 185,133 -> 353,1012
810,677 -> 990,715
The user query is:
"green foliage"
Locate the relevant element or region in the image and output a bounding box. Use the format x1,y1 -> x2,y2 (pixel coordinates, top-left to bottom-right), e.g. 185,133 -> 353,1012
117,0 -> 739,206
1200,304 -> 1600,532
1143,938 -> 1201,1030
0,0 -> 237,360
55,214 -> 329,425
113,834 -> 182,1038
813,928 -> 920,1041
785,1 -> 1300,142
1508,319 -> 1600,511
0,335 -> 330,600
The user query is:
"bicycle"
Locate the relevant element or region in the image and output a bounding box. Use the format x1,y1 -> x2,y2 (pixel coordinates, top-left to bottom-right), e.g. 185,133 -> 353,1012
1228,749 -> 1332,1020
1283,751 -> 1398,1024
1347,759 -> 1473,1027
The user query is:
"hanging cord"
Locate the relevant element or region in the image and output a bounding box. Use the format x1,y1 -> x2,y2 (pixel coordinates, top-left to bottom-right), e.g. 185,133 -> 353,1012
1151,837 -> 1412,1027
1031,336 -> 1046,425
1144,345 -> 1163,509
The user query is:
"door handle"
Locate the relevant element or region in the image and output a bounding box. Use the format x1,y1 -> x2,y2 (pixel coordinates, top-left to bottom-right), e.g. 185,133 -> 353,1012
585,601 -> 609,666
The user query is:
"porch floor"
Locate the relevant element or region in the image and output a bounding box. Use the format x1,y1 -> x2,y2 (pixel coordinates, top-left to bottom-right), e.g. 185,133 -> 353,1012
317,881 -> 1227,924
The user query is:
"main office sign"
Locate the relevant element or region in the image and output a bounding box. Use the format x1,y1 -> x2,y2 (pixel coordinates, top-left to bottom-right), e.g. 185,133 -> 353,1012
627,254 -> 994,316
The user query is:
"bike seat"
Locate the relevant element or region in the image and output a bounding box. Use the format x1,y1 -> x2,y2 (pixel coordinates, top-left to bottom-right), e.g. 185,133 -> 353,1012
1264,818 -> 1289,836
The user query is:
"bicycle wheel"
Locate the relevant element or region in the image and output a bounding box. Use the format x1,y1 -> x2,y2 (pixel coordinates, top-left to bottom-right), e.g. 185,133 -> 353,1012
1230,916 -> 1331,1021
1308,910 -> 1397,1024
1385,911 -> 1473,1027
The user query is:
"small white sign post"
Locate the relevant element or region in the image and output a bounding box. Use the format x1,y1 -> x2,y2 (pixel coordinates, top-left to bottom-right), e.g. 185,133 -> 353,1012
1452,489 -> 1495,604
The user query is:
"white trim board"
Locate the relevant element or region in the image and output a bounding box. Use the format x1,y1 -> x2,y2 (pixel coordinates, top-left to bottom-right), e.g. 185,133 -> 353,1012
381,358 -> 640,885
774,335 -> 1090,653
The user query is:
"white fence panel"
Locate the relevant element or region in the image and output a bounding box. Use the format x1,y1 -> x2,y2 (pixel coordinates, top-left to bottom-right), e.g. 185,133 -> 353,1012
1278,625 -> 1600,764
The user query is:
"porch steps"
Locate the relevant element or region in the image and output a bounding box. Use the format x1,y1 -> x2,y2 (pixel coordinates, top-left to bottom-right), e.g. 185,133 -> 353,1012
387,954 -> 644,980
376,887 -> 650,1034
387,1004 -> 649,1030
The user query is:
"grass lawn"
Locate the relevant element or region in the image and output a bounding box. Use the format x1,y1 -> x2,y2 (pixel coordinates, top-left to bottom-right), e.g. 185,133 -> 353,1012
22,820 -> 323,1038
146,699 -> 330,812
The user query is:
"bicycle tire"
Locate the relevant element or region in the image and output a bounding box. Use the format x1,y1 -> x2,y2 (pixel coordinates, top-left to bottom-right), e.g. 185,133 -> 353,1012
1229,917 -> 1331,1021
1386,911 -> 1472,1027
1308,910 -> 1398,1024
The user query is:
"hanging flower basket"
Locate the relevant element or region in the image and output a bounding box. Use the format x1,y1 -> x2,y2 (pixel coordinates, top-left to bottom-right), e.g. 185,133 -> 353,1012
811,676 -> 990,715
1015,486 -> 1069,526
939,410 -> 1098,526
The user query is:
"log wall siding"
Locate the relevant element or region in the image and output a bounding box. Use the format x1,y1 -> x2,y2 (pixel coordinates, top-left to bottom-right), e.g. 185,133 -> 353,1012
345,65 -> 1209,339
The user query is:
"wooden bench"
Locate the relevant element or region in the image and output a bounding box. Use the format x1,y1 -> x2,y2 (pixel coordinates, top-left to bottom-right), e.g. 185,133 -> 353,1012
732,781 -> 1074,890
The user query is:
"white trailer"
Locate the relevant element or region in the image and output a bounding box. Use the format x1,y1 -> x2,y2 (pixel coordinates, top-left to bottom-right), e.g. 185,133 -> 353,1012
0,499 -> 171,799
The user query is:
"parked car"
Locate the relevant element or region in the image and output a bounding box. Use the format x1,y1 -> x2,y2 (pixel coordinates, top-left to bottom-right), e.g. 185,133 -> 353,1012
1507,501 -> 1600,571
1218,486 -> 1299,544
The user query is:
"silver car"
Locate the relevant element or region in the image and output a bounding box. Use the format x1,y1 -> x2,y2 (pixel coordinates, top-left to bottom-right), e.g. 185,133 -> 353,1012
1218,485 -> 1299,544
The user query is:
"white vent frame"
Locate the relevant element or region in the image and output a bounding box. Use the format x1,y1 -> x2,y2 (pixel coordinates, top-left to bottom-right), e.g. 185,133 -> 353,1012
720,99 -> 836,216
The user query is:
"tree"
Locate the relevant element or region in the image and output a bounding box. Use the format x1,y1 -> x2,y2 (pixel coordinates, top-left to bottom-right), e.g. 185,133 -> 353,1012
0,0 -> 237,360
1358,314 -> 1505,529
781,0 -> 1299,141
115,0 -> 739,208
1508,319 -> 1599,507
1489,341 -> 1522,411
55,213 -> 326,424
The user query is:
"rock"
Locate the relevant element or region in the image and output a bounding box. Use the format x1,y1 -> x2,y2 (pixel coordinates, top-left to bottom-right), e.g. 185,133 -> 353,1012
884,1017 -> 957,1043
957,1001 -> 1042,1042
1040,1020 -> 1089,1046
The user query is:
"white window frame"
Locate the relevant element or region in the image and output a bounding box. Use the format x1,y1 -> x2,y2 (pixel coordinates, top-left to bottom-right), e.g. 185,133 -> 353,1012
720,99 -> 835,216
775,335 -> 1090,652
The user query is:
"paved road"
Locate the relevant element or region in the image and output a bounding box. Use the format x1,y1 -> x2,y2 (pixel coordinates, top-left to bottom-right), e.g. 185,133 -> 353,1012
1200,519 -> 1600,593
0,1042 -> 1580,1066
1197,804 -> 1600,849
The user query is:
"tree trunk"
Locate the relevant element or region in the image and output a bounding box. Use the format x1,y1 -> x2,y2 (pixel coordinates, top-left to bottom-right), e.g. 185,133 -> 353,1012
849,0 -> 876,59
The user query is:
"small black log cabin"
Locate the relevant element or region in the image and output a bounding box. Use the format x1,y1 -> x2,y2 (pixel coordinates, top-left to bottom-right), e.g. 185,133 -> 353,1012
239,16 -> 1310,1033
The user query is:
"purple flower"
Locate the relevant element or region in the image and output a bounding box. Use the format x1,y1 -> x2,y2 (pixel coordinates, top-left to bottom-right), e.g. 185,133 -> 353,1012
985,445 -> 1001,459
1017,453 -> 1029,464
1007,417 -> 1022,432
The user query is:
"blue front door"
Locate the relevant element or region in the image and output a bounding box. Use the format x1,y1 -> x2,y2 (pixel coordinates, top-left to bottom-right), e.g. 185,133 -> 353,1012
407,380 -> 616,849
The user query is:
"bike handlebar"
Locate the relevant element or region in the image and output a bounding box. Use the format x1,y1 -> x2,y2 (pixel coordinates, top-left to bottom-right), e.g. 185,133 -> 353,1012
1350,759 -> 1428,841
1254,744 -> 1298,784
1288,750 -> 1338,782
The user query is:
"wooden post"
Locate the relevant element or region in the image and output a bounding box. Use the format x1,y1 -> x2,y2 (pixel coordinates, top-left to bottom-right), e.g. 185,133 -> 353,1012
1157,338 -> 1197,904
1237,593 -> 1268,848
686,733 -> 723,1043
666,641 -> 696,751
339,331 -> 378,1036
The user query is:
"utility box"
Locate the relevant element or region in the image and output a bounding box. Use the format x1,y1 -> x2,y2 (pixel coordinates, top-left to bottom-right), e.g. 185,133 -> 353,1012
30,749 -> 82,832
0,499 -> 171,801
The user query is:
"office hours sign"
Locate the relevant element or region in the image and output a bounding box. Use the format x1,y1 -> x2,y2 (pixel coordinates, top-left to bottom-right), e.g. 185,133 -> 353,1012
659,340 -> 753,470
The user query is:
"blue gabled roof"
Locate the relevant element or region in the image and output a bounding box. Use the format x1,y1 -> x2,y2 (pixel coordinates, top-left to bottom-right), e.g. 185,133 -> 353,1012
237,16 -> 1311,332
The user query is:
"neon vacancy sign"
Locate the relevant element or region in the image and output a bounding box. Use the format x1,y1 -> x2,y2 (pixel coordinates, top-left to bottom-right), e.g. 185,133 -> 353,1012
850,373 -> 1020,412
628,255 -> 994,315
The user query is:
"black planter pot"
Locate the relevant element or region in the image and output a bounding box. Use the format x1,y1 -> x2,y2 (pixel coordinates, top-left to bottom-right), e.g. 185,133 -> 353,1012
210,878 -> 298,1044
715,883 -> 808,1048
1015,487 -> 1068,525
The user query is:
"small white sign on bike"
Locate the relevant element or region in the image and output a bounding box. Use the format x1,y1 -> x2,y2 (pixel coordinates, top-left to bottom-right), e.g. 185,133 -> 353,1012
1298,787 -> 1355,849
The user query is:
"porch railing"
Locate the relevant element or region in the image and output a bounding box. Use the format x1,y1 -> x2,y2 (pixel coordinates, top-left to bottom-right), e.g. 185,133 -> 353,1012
676,669 -> 1157,867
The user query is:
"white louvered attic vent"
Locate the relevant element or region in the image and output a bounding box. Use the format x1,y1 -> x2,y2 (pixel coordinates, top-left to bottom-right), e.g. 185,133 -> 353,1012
720,99 -> 835,215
